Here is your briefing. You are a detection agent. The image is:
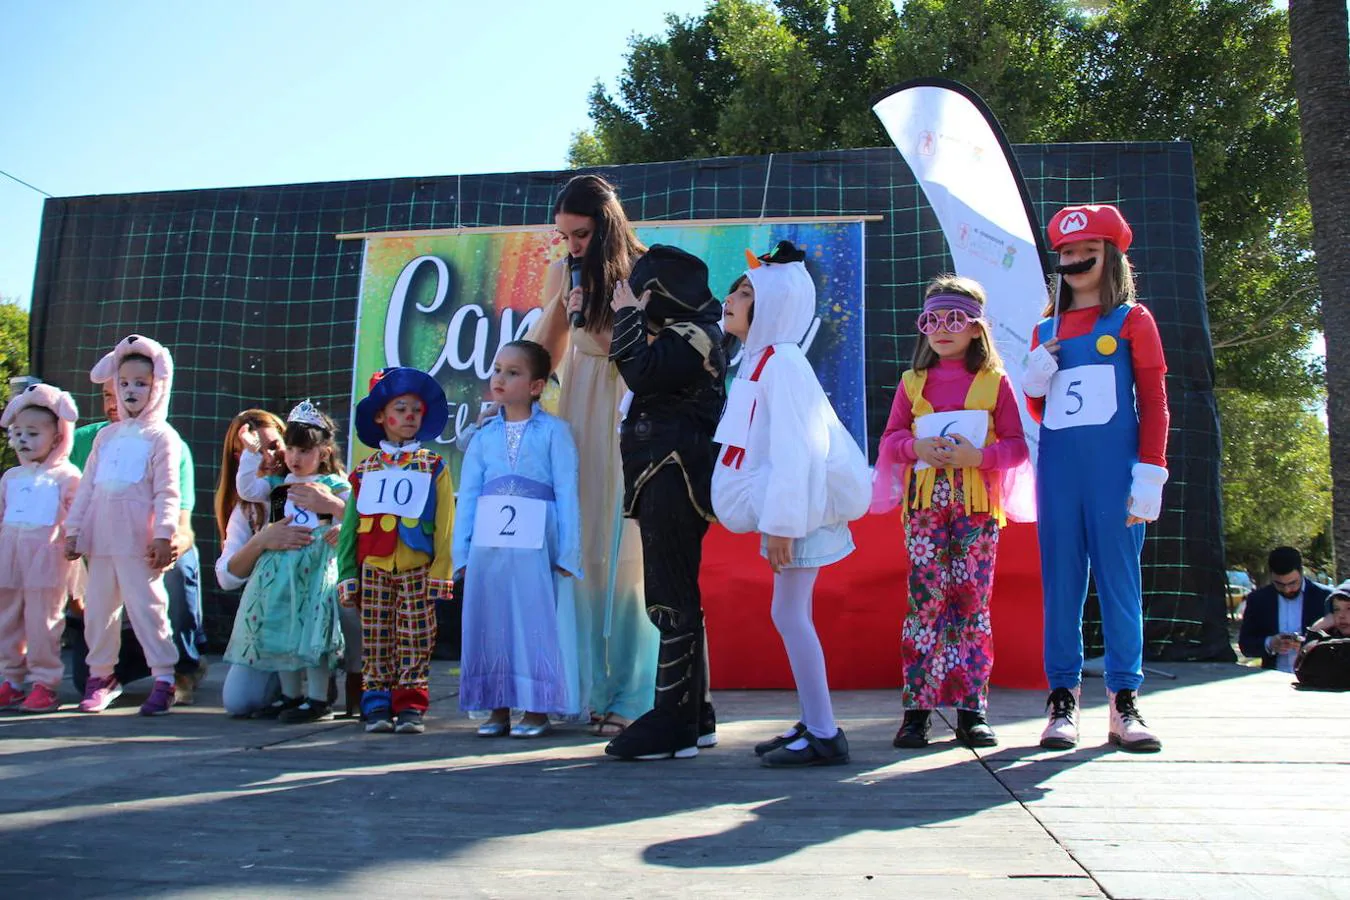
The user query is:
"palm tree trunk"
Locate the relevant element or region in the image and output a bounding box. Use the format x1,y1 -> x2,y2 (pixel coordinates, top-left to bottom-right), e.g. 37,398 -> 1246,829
1289,0 -> 1350,577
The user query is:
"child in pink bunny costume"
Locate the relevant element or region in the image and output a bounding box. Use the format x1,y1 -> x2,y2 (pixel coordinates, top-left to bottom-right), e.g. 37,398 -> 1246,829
0,383 -> 82,713
65,335 -> 182,715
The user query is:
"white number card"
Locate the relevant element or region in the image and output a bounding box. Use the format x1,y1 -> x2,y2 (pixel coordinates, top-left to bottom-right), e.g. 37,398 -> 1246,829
3,478 -> 60,527
95,436 -> 150,484
283,498 -> 321,530
713,378 -> 759,448
1044,365 -> 1118,430
472,495 -> 546,549
356,469 -> 432,517
912,410 -> 989,471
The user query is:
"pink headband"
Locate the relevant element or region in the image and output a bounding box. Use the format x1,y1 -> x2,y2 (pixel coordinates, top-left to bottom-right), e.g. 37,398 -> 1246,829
922,293 -> 983,318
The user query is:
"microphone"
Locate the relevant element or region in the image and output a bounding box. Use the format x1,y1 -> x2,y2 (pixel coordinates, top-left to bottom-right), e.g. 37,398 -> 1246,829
568,256 -> 585,329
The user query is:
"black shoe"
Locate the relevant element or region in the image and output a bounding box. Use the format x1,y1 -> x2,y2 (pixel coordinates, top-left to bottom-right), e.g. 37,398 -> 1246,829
760,727 -> 850,768
605,708 -> 699,760
697,702 -> 718,749
252,695 -> 302,720
892,710 -> 931,749
394,709 -> 425,734
365,707 -> 395,733
955,709 -> 998,748
278,698 -> 333,724
754,721 -> 805,756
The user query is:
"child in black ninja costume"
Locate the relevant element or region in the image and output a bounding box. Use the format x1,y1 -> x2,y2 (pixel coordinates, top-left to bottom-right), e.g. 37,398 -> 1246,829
604,245 -> 727,761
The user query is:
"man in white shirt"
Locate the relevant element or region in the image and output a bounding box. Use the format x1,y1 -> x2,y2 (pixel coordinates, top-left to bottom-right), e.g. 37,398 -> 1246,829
1238,547 -> 1331,673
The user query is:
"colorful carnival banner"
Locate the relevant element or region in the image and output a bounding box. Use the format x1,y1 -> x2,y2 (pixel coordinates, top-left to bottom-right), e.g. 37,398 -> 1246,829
349,219 -> 867,479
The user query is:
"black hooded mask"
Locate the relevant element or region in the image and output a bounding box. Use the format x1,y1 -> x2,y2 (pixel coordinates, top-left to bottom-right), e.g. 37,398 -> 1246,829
628,244 -> 722,327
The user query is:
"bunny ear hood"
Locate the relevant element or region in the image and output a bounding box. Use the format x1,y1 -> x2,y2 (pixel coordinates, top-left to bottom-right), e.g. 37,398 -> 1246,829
93,334 -> 174,425
2,383 -> 80,469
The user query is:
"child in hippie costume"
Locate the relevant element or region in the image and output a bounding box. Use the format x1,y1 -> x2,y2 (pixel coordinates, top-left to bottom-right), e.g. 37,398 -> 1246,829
65,335 -> 183,716
0,384 -> 82,714
1022,204 -> 1169,753
338,367 -> 454,735
873,275 -> 1032,750
225,401 -> 350,723
454,341 -> 583,738
712,242 -> 872,767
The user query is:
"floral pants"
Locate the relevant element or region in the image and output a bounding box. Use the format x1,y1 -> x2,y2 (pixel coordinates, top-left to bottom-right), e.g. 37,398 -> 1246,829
901,471 -> 999,711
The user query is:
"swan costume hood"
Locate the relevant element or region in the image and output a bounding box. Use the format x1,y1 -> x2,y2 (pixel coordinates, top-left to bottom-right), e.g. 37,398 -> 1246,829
711,245 -> 870,537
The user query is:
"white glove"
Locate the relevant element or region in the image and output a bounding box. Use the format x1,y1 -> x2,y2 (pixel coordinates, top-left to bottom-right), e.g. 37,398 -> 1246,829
1127,463 -> 1168,521
1022,345 -> 1059,398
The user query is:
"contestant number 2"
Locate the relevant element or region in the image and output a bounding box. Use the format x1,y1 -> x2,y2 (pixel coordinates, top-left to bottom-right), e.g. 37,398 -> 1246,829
357,469 -> 433,517
473,496 -> 545,549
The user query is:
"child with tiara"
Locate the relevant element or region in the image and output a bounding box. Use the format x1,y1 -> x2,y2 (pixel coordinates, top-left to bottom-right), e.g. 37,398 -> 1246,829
873,275 -> 1032,750
1022,204 -> 1169,753
338,366 -> 454,735
224,401 -> 350,722
0,384 -> 82,713
712,242 -> 872,767
65,335 -> 183,716
454,340 -> 582,737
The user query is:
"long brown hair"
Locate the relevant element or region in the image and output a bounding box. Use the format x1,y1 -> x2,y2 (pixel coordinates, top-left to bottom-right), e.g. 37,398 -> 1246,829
911,274 -> 1004,374
214,408 -> 285,541
553,174 -> 646,333
1043,242 -> 1137,316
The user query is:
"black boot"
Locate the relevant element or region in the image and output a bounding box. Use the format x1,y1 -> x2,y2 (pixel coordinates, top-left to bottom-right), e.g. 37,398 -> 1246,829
893,710 -> 932,748
955,708 -> 998,748
606,629 -> 702,761
698,701 -> 718,748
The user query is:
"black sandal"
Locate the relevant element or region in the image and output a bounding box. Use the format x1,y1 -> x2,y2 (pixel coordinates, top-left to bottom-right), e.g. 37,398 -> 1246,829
251,695 -> 302,720
760,727 -> 850,767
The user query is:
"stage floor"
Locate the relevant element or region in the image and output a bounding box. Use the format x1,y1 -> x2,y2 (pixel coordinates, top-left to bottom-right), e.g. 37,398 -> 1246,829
0,660 -> 1345,899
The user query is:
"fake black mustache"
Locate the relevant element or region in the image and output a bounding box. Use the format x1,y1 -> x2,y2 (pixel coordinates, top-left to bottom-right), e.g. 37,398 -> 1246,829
1054,258 -> 1098,275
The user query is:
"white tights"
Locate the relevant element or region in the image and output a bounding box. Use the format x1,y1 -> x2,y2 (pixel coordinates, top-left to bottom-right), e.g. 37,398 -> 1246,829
278,663 -> 331,703
771,567 -> 837,742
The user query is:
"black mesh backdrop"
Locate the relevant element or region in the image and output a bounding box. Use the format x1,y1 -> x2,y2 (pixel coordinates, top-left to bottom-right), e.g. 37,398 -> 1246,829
28,143 -> 1232,661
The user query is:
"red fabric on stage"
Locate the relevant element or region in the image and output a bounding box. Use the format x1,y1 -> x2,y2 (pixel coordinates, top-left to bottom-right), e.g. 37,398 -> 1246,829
701,512 -> 1047,690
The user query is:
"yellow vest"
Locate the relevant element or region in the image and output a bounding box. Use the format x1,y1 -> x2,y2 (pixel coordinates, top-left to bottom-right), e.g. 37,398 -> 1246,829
901,367 -> 1006,526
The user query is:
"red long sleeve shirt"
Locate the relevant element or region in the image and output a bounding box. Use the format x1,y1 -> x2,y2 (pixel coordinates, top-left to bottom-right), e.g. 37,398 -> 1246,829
1027,304 -> 1169,468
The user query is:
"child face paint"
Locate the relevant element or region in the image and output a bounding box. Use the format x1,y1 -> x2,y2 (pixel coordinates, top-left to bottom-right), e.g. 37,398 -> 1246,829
117,359 -> 155,418
722,279 -> 755,341
8,407 -> 58,463
1057,239 -> 1105,296
375,393 -> 426,443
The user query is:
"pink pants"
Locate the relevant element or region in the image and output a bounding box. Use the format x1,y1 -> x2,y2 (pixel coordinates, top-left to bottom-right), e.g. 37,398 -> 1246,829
0,587 -> 66,688
84,555 -> 178,679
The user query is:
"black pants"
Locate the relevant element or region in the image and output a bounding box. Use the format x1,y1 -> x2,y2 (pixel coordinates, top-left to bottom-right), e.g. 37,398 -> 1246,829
633,465 -> 710,730
68,546 -> 203,693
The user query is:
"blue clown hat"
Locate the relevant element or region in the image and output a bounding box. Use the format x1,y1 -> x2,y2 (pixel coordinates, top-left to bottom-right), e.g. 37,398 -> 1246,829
354,366 -> 449,450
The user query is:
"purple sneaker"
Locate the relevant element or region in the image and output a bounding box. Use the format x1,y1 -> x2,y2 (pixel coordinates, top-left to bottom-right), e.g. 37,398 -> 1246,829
79,675 -> 123,713
139,679 -> 176,716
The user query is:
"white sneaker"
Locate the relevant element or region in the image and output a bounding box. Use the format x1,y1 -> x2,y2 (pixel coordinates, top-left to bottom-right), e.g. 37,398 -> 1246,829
1108,689 -> 1161,753
1039,686 -> 1080,750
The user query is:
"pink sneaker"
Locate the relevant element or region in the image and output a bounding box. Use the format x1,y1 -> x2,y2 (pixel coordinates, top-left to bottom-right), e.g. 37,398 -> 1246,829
0,681 -> 26,710
1039,686 -> 1080,750
79,675 -> 123,713
1108,689 -> 1161,753
139,679 -> 176,716
20,683 -> 60,714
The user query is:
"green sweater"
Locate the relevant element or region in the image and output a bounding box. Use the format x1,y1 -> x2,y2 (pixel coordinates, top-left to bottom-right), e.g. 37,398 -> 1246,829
69,420 -> 196,512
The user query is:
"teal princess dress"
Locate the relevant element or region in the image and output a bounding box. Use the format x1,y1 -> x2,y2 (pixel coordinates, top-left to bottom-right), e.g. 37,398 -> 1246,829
224,471 -> 350,673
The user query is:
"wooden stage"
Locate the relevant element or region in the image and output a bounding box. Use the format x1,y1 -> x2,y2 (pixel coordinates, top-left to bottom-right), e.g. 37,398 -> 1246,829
0,660 -> 1345,899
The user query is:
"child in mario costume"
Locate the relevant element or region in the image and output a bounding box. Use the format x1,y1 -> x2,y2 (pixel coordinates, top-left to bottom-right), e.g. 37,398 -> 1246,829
1022,204 -> 1169,754
338,366 -> 453,735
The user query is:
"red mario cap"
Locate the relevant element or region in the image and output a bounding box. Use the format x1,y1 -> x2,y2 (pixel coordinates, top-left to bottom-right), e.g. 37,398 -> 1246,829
1047,204 -> 1133,253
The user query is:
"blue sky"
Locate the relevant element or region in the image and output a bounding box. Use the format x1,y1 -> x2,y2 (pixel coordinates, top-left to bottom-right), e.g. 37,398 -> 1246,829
0,1 -> 712,307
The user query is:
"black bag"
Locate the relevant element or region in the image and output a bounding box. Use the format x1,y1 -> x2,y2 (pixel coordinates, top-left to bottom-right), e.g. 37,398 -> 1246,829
1295,635 -> 1350,691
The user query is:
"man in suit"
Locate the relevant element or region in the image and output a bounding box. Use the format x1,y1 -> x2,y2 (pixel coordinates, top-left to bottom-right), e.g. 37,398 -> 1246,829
1238,546 -> 1331,672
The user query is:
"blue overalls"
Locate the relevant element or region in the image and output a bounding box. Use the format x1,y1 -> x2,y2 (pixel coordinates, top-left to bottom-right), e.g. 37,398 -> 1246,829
1034,303 -> 1145,693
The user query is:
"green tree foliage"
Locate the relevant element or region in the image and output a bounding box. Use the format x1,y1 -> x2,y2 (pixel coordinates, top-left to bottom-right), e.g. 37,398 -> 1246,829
1218,390 -> 1331,574
573,0 -> 1326,565
0,298 -> 30,472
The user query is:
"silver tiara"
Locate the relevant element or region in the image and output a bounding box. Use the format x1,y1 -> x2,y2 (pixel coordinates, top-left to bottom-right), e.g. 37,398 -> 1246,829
287,399 -> 327,429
